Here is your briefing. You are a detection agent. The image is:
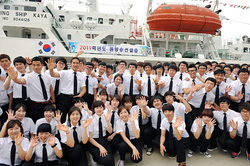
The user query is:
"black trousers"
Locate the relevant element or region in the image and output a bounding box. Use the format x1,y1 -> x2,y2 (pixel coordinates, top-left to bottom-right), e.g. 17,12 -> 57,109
82,93 -> 94,110
0,104 -> 8,129
229,101 -> 240,112
30,101 -> 50,122
57,94 -> 75,123
13,98 -> 31,117
61,143 -> 88,166
189,132 -> 211,152
22,160 -> 66,166
143,127 -> 161,148
227,135 -> 250,153
118,139 -> 142,163
88,138 -> 115,166
107,133 -> 122,154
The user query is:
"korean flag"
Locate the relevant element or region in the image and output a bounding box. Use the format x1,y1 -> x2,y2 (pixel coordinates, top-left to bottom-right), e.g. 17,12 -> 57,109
36,40 -> 58,56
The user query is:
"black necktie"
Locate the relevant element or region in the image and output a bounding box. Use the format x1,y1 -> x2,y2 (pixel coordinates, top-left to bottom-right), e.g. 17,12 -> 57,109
140,73 -> 142,77
86,76 -> 89,94
215,84 -> 220,105
138,109 -> 142,129
115,87 -> 118,95
129,76 -> 133,96
21,74 -> 27,99
54,79 -> 60,95
42,144 -> 48,166
224,78 -> 227,83
242,122 -> 247,148
148,76 -> 151,97
10,141 -> 16,166
97,75 -> 101,93
74,72 -> 77,95
94,69 -> 96,73
192,79 -> 196,85
199,92 -> 207,115
111,111 -> 115,127
165,74 -> 168,76
223,113 -> 227,133
99,117 -> 104,145
235,76 -> 237,80
157,110 -> 161,132
6,73 -> 8,78
201,125 -> 206,140
38,74 -> 48,100
125,123 -> 130,139
180,73 -> 183,80
168,122 -> 174,150
169,78 -> 173,91
241,84 -> 245,103
73,127 -> 79,144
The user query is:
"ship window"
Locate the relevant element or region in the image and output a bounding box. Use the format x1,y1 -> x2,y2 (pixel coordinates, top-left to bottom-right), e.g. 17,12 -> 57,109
59,15 -> 65,22
4,31 -> 8,37
98,18 -> 103,24
4,5 -> 10,10
41,33 -> 46,39
87,17 -> 92,21
119,19 -> 124,23
15,7 -> 18,10
109,18 -> 115,25
67,34 -> 71,40
243,47 -> 248,53
24,6 -> 36,11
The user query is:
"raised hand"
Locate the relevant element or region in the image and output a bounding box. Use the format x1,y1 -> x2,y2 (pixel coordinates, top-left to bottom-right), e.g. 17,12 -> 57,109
25,57 -> 31,65
153,76 -> 160,84
229,119 -> 238,130
129,110 -> 139,123
237,91 -> 244,100
174,118 -> 183,128
134,78 -> 142,86
48,134 -> 56,146
6,67 -> 18,80
225,85 -> 232,93
158,81 -> 165,88
54,110 -> 62,124
30,136 -> 39,148
75,51 -> 84,57
139,96 -> 148,107
83,117 -> 93,128
132,147 -> 140,160
174,94 -> 184,101
14,133 -> 24,145
45,58 -> 55,70
106,102 -> 111,111
118,84 -> 124,92
190,83 -> 197,93
6,109 -> 15,121
104,109 -> 112,122
97,77 -> 104,82
195,117 -> 203,128
160,144 -> 166,156
207,118 -> 216,128
82,102 -> 89,110
57,124 -> 69,132
205,102 -> 212,109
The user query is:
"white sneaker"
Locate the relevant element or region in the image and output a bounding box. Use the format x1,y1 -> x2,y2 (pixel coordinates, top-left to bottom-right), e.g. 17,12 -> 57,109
117,160 -> 125,166
146,147 -> 153,156
187,150 -> 195,157
89,153 -> 97,166
200,151 -> 212,158
223,149 -> 228,152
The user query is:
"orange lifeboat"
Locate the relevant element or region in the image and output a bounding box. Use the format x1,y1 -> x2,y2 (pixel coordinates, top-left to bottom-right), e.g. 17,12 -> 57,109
147,4 -> 222,35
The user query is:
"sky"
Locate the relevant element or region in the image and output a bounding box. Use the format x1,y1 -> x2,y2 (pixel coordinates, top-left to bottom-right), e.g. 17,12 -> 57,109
57,0 -> 250,44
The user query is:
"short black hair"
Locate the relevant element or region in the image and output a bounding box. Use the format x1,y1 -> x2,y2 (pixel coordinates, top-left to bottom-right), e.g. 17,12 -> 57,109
37,123 -> 51,134
135,94 -> 144,100
233,64 -> 241,69
178,61 -> 188,68
70,57 -> 80,63
211,61 -> 218,65
31,56 -> 43,64
223,65 -> 232,72
152,65 -> 157,70
128,62 -> 137,68
205,77 -> 216,86
72,97 -> 84,105
114,74 -> 123,82
14,103 -> 27,114
214,69 -> 225,75
238,68 -> 249,75
55,57 -> 67,65
0,54 -> 11,61
219,96 -> 230,105
169,62 -> 176,66
198,63 -> 207,69
168,64 -> 178,71
164,91 -> 175,97
143,62 -> 152,69
98,62 -> 106,67
239,102 -> 250,112
91,57 -> 99,63
106,64 -> 113,70
151,95 -> 163,104
162,103 -> 175,112
79,59 -> 84,64
123,96 -> 133,104
92,100 -> 105,113
119,60 -> 127,66
241,63 -> 248,68
13,56 -> 26,65
85,62 -> 94,68
188,64 -> 197,71
200,109 -> 213,118
195,62 -> 201,65
43,104 -> 56,113
163,62 -> 170,67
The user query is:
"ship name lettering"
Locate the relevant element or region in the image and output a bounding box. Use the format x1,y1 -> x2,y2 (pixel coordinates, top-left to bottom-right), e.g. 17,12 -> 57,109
33,13 -> 47,18
15,12 -> 27,17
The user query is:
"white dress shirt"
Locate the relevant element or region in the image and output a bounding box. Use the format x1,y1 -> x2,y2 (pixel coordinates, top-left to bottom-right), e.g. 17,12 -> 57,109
8,72 -> 29,98
45,69 -> 60,95
106,83 -> 124,97
228,79 -> 250,103
213,109 -> 240,131
88,113 -> 108,139
123,73 -> 140,95
58,69 -> 85,95
191,119 -> 214,135
24,71 -> 52,102
159,76 -> 183,96
34,118 -> 58,135
116,119 -> 140,139
188,88 -> 215,108
149,108 -> 166,129
33,138 -> 62,163
83,73 -> 98,95
224,77 -> 234,85
21,117 -> 35,139
0,69 -> 10,106
130,105 -> 149,125
182,77 -> 203,98
211,81 -> 228,99
160,116 -> 189,138
166,102 -> 188,121
0,136 -> 29,165
97,73 -> 110,95
229,116 -> 250,138
141,74 -> 157,97
197,73 -> 208,79
136,71 -> 146,78
81,109 -> 90,123
175,71 -> 189,81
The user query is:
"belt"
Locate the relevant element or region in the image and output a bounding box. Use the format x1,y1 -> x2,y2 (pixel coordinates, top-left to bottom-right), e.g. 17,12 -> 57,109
33,100 -> 50,104
61,93 -> 79,97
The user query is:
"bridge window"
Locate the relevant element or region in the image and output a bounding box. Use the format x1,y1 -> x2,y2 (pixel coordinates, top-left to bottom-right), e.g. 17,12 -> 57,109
59,15 -> 65,22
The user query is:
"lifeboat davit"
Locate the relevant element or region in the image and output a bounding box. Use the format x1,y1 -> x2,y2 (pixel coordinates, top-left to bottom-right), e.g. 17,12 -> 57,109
147,4 -> 222,35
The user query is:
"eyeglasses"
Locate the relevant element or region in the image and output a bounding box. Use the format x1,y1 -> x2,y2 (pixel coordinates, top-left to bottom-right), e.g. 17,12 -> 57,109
241,111 -> 249,114
188,70 -> 196,73
239,74 -> 249,77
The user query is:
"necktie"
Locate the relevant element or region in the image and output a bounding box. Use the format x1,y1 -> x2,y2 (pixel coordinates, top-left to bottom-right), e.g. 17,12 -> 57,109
138,109 -> 142,129
201,125 -> 206,140
73,127 -> 79,144
129,76 -> 133,96
215,84 -> 220,105
97,75 -> 101,93
74,72 -> 77,95
10,141 -> 16,166
94,69 -> 96,73
42,144 -> 48,166
223,113 -> 227,133
180,73 -> 183,80
54,79 -> 60,95
21,74 -> 27,99
148,76 -> 151,97
241,84 -> 245,103
115,86 -> 118,95
140,73 -> 142,77
38,74 -> 48,100
224,78 -> 227,83
165,74 -> 168,76
168,122 -> 174,150
169,78 -> 173,91
125,123 -> 130,139
199,92 -> 207,115
6,73 -> 8,78
121,74 -> 123,84
86,76 -> 89,94
242,122 -> 247,148
157,110 -> 161,132
235,76 -> 237,80
111,111 -> 115,127
99,117 -> 104,145
192,79 -> 196,85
